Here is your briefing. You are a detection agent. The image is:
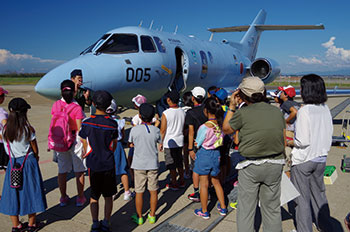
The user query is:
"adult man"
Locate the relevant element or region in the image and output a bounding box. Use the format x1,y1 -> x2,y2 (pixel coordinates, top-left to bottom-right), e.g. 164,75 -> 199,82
223,76 -> 285,232
185,87 -> 207,201
70,69 -> 92,111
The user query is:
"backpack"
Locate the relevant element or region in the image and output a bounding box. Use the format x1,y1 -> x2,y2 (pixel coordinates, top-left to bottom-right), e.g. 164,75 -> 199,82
48,100 -> 75,152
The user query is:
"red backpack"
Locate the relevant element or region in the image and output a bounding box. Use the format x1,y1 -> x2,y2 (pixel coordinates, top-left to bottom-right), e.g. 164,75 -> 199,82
48,100 -> 75,152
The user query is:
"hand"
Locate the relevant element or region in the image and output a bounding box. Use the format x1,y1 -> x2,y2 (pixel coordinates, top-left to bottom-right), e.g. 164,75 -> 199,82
35,155 -> 39,161
84,89 -> 90,100
229,90 -> 239,108
189,150 -> 196,160
159,144 -> 163,152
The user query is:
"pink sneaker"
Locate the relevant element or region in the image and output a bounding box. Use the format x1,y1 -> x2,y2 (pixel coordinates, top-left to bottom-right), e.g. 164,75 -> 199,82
60,195 -> 70,207
76,196 -> 87,207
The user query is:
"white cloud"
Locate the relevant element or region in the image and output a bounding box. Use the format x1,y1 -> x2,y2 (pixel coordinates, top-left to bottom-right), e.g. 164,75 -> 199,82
295,37 -> 350,69
297,57 -> 323,65
0,49 -> 64,73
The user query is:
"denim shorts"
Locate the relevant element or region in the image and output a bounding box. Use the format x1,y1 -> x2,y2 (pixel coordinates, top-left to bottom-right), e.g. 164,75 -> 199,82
193,147 -> 221,176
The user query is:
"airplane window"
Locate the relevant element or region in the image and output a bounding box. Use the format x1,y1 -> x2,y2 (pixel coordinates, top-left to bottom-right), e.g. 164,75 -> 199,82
141,36 -> 156,53
97,34 -> 139,54
80,34 -> 110,55
153,37 -> 166,53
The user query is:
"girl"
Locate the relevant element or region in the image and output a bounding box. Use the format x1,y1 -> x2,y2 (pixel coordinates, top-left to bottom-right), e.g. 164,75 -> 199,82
181,91 -> 193,179
0,98 -> 47,232
51,80 -> 86,207
106,100 -> 134,201
193,97 -> 227,219
291,74 -> 333,232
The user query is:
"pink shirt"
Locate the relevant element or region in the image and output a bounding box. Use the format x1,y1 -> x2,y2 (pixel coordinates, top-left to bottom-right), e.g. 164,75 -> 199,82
51,99 -> 85,131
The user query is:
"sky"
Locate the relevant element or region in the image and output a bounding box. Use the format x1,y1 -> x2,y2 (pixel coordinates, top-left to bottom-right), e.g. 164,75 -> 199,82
1,0 -> 350,75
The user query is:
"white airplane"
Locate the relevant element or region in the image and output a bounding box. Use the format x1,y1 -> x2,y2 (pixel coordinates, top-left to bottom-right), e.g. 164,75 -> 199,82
35,9 -> 324,106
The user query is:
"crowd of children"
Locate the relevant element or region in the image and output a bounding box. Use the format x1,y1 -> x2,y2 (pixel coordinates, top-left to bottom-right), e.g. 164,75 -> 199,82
0,70 -> 339,231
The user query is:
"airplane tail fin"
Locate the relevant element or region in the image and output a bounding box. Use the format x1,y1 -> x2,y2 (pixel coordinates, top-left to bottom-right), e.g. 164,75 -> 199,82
208,9 -> 324,61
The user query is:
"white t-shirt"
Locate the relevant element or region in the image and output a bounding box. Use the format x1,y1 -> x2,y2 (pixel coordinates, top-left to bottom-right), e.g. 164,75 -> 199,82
291,104 -> 333,166
0,107 -> 8,143
3,131 -> 36,158
162,108 -> 185,148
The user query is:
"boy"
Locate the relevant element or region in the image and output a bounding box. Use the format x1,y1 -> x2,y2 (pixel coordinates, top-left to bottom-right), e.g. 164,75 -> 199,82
160,90 -> 186,190
79,90 -> 118,232
129,103 -> 161,225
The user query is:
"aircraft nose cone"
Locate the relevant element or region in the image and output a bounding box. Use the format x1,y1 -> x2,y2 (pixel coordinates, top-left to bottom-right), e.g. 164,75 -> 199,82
35,68 -> 63,100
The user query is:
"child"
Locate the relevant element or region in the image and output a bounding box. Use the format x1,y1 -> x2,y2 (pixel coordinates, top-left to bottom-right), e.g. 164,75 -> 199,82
0,87 -> 9,170
79,90 -> 118,232
181,91 -> 193,179
106,100 -> 134,201
129,103 -> 161,225
193,97 -> 227,219
0,98 -> 47,232
160,90 -> 186,190
51,80 -> 86,207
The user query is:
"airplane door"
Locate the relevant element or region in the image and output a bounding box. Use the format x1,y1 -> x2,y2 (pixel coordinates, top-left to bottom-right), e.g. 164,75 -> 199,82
170,47 -> 189,92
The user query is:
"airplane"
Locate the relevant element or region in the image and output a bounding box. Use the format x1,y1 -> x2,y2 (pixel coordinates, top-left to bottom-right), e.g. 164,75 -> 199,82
35,9 -> 325,107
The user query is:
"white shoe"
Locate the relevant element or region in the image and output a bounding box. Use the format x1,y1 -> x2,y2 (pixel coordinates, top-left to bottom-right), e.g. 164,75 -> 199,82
123,191 -> 135,201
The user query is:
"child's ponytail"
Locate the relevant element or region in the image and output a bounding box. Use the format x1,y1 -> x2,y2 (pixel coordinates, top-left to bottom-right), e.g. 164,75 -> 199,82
204,97 -> 224,127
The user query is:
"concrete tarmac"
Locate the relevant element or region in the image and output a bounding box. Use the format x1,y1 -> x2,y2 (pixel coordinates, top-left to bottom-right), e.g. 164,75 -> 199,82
0,85 -> 349,232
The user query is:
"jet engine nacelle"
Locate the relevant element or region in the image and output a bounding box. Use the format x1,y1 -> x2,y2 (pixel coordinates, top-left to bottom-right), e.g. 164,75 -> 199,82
250,58 -> 280,84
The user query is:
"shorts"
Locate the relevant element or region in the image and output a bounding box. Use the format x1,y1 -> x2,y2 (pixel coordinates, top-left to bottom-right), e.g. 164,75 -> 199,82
89,169 -> 117,200
56,138 -> 86,174
193,147 -> 221,177
134,169 -> 159,193
164,147 -> 183,170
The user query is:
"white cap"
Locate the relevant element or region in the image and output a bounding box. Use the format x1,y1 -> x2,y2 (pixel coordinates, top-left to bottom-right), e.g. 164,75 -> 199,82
191,87 -> 206,98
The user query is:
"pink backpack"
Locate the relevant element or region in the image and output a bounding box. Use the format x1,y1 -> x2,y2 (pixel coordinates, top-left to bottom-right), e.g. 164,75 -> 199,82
48,100 -> 75,152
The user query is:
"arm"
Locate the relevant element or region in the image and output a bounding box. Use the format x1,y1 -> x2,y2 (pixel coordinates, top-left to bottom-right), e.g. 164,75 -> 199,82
285,106 -> 298,124
30,139 -> 39,160
81,138 -> 88,158
112,139 -> 118,152
223,91 -> 238,134
293,109 -> 310,148
159,113 -> 167,151
76,119 -> 82,131
188,125 -> 196,159
84,89 -> 92,106
0,119 -> 6,140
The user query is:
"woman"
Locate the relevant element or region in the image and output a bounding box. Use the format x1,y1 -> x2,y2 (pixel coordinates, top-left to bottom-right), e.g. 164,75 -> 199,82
291,74 -> 333,232
223,76 -> 285,232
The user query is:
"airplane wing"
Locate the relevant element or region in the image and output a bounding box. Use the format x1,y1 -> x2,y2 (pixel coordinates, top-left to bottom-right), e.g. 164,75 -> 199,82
208,24 -> 324,33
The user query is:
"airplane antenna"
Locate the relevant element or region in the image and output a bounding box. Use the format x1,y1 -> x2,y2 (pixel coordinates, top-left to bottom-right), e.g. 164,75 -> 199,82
139,20 -> 143,27
160,26 -> 163,32
149,20 -> 154,30
174,25 -> 178,34
209,32 -> 214,41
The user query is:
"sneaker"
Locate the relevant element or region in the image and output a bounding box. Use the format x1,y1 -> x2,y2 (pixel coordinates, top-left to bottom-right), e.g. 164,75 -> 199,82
217,203 -> 228,216
27,224 -> 40,232
100,220 -> 111,232
148,213 -> 156,224
11,223 -> 27,232
188,192 -> 200,202
124,191 -> 135,201
229,202 -> 238,209
166,183 -> 179,191
76,196 -> 87,207
90,221 -> 100,232
194,208 -> 210,219
131,214 -> 144,225
60,195 -> 70,207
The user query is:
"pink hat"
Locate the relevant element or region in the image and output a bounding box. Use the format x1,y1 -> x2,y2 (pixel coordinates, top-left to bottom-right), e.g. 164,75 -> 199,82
132,94 -> 147,107
0,87 -> 8,95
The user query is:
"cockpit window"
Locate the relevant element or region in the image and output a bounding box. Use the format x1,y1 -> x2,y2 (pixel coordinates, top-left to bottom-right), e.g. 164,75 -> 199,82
153,36 -> 166,53
80,34 -> 110,55
141,36 -> 156,53
97,34 -> 139,54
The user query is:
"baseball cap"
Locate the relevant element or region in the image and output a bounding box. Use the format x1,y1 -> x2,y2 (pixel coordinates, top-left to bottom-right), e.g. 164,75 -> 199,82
238,76 -> 265,97
70,69 -> 82,78
214,88 -> 228,101
0,87 -> 8,96
269,90 -> 281,98
139,103 -> 155,122
92,90 -> 113,110
191,87 -> 206,98
106,99 -> 117,114
8,98 -> 31,112
132,94 -> 147,107
279,85 -> 296,98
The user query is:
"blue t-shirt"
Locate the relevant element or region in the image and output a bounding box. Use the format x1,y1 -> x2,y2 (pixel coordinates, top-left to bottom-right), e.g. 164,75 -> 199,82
79,115 -> 118,171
